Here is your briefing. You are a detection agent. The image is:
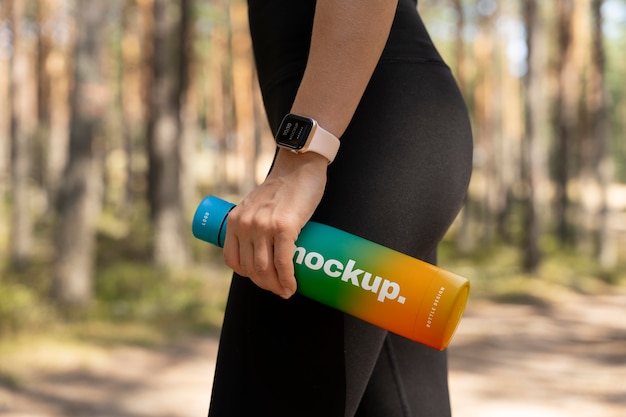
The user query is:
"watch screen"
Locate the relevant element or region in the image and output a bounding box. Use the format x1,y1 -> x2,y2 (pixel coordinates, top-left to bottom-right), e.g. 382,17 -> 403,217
276,114 -> 313,150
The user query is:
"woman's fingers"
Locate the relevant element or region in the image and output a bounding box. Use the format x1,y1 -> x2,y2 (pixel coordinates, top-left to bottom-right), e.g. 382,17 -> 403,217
274,234 -> 297,298
221,150 -> 327,299
223,208 -> 297,299
222,233 -> 240,274
250,238 -> 287,297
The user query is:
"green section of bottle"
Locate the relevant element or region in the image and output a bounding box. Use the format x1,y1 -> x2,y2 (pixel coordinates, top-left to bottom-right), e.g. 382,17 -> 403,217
192,196 -> 470,350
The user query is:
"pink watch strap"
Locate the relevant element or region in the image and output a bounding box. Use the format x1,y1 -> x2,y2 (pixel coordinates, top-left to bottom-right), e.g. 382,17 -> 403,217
307,124 -> 340,163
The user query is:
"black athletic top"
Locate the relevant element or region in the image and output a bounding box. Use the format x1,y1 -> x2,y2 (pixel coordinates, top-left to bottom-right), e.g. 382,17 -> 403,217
248,0 -> 444,98
210,3 -> 472,416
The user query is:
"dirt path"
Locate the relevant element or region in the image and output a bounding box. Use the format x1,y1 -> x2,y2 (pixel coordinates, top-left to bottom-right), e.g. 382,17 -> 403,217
0,337 -> 218,417
448,293 -> 626,417
1,294 -> 625,417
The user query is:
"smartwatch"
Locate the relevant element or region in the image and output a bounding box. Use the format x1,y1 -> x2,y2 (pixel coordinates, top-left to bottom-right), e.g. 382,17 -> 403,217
275,113 -> 340,163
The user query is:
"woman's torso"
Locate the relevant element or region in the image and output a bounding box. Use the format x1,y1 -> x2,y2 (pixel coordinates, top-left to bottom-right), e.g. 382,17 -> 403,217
247,0 -> 445,96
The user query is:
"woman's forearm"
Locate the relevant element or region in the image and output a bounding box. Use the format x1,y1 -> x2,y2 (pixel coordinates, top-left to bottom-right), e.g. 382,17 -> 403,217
223,1 -> 399,298
290,0 -> 399,138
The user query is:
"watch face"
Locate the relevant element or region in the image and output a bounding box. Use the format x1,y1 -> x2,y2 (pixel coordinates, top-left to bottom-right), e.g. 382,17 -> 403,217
276,114 -> 314,150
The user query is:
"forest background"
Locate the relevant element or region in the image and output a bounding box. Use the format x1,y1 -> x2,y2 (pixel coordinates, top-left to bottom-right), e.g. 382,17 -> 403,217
0,0 -> 625,354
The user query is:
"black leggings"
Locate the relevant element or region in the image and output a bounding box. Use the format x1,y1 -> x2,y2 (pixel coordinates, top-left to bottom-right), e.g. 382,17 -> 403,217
208,60 -> 473,416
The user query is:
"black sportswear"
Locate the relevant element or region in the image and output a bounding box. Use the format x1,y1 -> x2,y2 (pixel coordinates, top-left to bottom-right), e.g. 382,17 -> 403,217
209,1 -> 473,415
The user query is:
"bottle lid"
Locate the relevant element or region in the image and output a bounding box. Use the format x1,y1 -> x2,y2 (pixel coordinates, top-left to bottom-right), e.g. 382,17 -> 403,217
192,196 -> 235,247
412,269 -> 470,350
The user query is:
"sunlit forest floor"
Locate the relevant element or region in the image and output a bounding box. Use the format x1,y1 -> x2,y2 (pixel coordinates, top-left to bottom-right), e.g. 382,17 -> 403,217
1,240 -> 625,416
448,292 -> 626,417
0,291 -> 625,417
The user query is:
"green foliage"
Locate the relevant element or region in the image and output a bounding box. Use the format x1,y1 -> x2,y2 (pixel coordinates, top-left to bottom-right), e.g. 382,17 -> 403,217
0,282 -> 56,335
438,235 -> 626,305
92,262 -> 228,336
0,261 -> 230,342
0,200 -> 231,343
92,204 -> 231,337
0,370 -> 23,390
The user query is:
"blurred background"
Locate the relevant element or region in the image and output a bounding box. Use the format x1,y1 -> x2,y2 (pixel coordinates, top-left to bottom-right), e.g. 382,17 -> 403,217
0,0 -> 624,416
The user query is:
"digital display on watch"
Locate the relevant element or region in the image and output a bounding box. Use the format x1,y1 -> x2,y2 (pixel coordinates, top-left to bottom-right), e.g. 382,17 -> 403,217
275,114 -> 314,150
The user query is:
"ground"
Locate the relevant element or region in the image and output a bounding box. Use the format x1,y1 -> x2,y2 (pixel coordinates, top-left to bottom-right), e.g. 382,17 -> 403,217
1,293 -> 625,417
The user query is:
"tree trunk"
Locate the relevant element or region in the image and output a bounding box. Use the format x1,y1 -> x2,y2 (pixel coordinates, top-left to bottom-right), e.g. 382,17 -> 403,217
552,0 -> 577,246
589,0 -> 616,271
474,6 -> 501,245
498,1 -> 524,244
9,0 -> 38,270
179,0 -> 198,215
146,0 -> 190,267
230,0 -> 257,194
451,0 -> 474,254
117,0 -> 146,215
0,1 -> 12,250
53,0 -> 109,308
42,0 -> 71,209
218,0 -> 236,194
520,0 -> 542,273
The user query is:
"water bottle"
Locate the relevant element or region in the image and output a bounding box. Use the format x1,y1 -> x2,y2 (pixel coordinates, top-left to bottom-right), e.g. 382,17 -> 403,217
192,196 -> 469,350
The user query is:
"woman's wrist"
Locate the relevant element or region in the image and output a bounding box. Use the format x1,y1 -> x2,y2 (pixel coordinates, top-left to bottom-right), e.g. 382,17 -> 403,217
273,148 -> 330,173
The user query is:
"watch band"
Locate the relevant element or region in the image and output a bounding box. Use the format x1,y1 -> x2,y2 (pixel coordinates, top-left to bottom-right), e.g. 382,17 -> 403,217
305,123 -> 340,163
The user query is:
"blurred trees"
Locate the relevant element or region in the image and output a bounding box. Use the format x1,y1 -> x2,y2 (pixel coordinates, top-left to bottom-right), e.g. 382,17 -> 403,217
520,0 -> 543,272
420,0 -> 625,274
9,0 -> 37,269
147,0 -> 191,267
0,0 -> 624,311
52,0 -> 110,307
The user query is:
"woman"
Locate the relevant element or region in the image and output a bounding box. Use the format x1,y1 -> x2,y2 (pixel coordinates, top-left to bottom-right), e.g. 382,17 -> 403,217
209,1 -> 473,415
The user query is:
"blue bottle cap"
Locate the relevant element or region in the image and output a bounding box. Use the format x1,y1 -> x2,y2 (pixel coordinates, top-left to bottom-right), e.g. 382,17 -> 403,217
192,196 -> 235,247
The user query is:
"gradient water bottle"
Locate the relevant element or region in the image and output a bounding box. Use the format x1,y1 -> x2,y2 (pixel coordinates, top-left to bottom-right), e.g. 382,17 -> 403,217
192,196 -> 469,350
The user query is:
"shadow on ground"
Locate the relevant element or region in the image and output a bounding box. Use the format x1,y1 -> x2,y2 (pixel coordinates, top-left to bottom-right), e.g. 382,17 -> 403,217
1,295 -> 625,417
448,294 -> 626,417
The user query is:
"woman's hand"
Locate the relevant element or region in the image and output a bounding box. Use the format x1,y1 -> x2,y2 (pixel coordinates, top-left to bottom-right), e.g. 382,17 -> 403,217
223,0 -> 398,299
223,149 -> 328,299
